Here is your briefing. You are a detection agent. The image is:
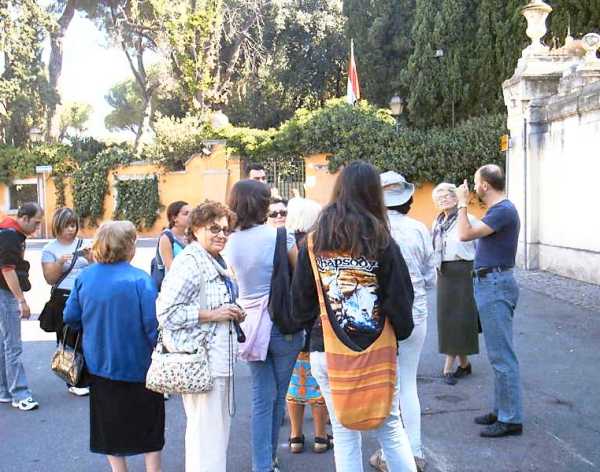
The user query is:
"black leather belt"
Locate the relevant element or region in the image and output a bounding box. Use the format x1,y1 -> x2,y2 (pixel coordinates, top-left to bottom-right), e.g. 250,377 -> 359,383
472,266 -> 512,279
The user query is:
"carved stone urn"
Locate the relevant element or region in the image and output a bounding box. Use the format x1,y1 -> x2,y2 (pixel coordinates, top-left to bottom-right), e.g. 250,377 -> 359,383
521,0 -> 553,57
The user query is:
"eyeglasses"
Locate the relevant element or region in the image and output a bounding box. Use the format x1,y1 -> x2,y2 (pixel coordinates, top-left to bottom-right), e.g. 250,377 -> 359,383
268,210 -> 287,218
252,176 -> 267,182
208,224 -> 232,236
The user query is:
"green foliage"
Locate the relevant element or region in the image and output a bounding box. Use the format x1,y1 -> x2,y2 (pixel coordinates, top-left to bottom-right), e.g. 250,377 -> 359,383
69,136 -> 108,165
114,176 -> 161,229
144,114 -> 210,171
105,79 -> 145,136
548,1 -> 600,40
58,101 -> 92,140
72,146 -> 135,226
0,143 -> 74,206
0,0 -> 53,146
225,0 -> 346,129
343,0 -> 415,108
219,99 -> 506,184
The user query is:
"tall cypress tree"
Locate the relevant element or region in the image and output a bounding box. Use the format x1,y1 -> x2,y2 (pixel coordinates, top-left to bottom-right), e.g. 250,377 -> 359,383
344,0 -> 416,108
434,0 -> 479,126
402,0 -> 444,127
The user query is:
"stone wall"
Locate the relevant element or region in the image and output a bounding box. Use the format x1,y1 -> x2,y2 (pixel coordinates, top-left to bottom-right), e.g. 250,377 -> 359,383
503,2 -> 600,284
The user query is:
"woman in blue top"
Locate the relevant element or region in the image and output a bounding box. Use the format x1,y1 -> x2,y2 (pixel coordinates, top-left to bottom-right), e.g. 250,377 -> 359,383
64,220 -> 164,472
158,201 -> 191,270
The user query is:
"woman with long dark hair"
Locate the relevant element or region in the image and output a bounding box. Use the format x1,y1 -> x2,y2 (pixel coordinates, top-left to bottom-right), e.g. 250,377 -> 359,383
291,161 -> 417,472
225,179 -> 303,472
157,201 -> 191,271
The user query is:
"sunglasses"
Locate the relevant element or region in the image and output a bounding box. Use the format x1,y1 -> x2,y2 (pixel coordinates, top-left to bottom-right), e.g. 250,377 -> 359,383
268,210 -> 287,218
208,224 -> 232,236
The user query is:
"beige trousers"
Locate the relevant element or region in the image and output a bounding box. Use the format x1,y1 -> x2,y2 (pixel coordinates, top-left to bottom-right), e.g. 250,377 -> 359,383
182,377 -> 231,472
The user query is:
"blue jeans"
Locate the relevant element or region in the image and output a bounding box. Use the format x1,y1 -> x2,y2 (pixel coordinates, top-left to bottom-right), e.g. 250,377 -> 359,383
0,289 -> 31,401
473,271 -> 523,424
247,325 -> 303,472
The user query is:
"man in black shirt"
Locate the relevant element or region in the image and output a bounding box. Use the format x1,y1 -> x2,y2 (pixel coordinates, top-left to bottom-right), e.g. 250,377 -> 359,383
0,202 -> 43,411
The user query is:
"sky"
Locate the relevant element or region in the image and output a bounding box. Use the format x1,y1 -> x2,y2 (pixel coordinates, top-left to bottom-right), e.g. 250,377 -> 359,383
45,10 -> 156,140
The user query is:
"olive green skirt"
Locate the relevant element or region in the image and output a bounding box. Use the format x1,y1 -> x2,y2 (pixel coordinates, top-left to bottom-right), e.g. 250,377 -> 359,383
437,260 -> 479,355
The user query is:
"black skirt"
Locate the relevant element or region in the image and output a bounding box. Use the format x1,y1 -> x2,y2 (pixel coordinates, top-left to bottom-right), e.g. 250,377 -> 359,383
437,260 -> 480,356
89,375 -> 165,456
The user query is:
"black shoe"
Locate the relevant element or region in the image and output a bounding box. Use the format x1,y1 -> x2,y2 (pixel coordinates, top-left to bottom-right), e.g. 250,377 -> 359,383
474,413 -> 498,425
443,373 -> 457,385
480,421 -> 523,438
453,363 -> 472,378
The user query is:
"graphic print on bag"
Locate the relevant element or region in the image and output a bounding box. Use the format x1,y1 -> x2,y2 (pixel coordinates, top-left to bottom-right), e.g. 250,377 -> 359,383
315,254 -> 382,335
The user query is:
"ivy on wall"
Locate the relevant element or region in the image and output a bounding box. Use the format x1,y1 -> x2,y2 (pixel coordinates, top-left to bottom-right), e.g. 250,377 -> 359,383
113,176 -> 161,230
72,146 -> 134,227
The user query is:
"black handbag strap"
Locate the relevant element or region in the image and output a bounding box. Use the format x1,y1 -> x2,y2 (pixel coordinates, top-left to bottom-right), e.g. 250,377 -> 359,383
52,239 -> 83,294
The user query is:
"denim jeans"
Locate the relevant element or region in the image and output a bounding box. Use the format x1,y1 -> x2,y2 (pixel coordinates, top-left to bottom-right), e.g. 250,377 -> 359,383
247,325 -> 303,472
0,289 -> 31,401
311,351 -> 416,472
473,270 -> 523,424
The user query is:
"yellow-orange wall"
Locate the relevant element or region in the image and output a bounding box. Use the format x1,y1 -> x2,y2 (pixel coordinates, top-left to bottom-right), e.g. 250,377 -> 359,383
0,144 -> 244,238
0,148 -> 486,238
304,153 -> 486,229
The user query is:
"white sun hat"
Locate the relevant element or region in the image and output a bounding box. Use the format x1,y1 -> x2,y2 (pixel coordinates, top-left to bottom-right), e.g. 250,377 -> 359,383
380,171 -> 415,207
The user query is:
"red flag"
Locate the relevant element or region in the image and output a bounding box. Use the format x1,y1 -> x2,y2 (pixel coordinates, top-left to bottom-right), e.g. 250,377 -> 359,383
346,39 -> 360,105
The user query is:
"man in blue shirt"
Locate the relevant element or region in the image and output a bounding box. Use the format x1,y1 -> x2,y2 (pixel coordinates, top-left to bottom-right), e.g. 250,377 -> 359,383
456,164 -> 523,438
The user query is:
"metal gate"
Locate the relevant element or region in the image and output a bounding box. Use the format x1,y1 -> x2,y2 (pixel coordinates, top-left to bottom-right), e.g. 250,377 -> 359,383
266,159 -> 306,200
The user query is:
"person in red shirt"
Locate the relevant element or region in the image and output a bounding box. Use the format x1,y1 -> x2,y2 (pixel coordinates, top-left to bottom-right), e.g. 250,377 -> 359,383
0,202 -> 43,411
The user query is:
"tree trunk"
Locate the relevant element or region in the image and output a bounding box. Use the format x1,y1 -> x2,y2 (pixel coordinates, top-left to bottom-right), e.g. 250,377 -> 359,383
46,0 -> 78,143
134,92 -> 153,152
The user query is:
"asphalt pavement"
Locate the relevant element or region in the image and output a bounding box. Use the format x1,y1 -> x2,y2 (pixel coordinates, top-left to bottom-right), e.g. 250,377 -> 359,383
0,245 -> 599,472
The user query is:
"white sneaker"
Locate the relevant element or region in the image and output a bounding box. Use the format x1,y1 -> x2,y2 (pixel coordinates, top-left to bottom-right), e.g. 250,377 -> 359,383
68,386 -> 90,397
11,396 -> 39,411
0,396 -> 12,403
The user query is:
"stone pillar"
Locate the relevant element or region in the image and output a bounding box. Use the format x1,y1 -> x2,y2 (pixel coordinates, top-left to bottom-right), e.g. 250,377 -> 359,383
502,0 -> 576,269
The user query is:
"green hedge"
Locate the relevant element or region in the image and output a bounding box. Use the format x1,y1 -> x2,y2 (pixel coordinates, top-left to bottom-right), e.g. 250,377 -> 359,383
217,98 -> 507,184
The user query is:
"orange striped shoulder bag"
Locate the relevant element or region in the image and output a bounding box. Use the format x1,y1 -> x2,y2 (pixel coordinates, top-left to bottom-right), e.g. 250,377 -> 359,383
307,234 -> 397,431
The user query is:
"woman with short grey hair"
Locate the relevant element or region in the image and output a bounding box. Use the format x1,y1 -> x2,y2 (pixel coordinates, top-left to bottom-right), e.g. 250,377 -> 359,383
432,183 -> 480,385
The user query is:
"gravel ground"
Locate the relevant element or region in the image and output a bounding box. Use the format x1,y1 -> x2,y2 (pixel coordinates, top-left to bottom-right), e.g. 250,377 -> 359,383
515,268 -> 600,313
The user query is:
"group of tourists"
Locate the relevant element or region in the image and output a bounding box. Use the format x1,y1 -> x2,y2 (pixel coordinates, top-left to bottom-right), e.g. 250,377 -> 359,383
0,160 -> 524,472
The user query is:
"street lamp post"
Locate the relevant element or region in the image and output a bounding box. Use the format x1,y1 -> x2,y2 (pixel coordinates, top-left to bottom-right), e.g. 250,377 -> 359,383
389,95 -> 404,132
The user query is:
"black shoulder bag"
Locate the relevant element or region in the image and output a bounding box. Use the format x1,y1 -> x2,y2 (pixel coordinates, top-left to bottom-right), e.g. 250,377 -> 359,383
150,230 -> 176,291
39,239 -> 83,333
268,227 -> 301,334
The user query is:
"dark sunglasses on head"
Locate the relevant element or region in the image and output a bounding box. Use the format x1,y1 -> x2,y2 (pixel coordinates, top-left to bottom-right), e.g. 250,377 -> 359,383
269,210 -> 287,218
208,224 -> 232,236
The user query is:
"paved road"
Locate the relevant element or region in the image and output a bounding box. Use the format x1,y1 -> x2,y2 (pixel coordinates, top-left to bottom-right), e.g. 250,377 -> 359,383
1,245 -> 599,472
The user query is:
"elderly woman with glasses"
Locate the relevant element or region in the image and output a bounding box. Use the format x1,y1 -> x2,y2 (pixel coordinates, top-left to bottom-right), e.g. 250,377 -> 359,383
431,183 -> 480,385
157,201 -> 244,472
64,221 -> 164,472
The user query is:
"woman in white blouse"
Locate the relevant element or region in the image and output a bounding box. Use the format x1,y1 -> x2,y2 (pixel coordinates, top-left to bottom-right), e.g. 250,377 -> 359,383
432,183 -> 480,385
157,201 -> 245,472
